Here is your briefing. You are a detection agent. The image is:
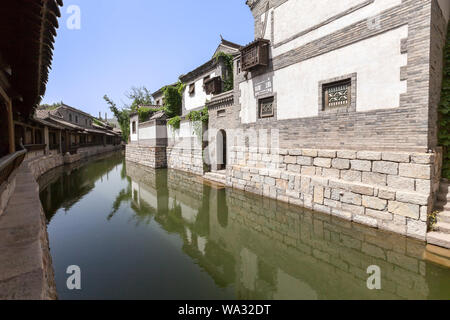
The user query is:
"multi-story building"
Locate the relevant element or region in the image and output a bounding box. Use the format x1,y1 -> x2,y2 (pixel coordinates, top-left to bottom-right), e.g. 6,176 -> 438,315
127,0 -> 450,245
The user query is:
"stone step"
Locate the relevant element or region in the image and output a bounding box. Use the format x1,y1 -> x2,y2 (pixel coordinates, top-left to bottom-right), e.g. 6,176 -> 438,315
203,172 -> 227,185
437,211 -> 450,224
427,232 -> 450,249
434,222 -> 450,234
423,250 -> 450,268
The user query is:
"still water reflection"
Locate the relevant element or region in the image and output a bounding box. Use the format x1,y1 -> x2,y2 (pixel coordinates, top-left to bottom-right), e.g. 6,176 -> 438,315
39,153 -> 450,300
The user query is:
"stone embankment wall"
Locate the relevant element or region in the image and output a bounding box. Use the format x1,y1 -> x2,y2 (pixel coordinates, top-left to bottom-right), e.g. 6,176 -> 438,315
0,145 -> 122,299
166,146 -> 204,176
227,147 -> 442,241
126,144 -> 167,169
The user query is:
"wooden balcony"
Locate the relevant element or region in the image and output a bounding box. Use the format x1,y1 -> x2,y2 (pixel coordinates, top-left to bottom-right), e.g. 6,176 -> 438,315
204,76 -> 222,95
240,39 -> 270,71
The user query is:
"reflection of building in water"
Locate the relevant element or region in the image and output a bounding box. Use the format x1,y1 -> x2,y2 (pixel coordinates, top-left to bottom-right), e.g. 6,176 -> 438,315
39,153 -> 124,222
124,162 -> 450,300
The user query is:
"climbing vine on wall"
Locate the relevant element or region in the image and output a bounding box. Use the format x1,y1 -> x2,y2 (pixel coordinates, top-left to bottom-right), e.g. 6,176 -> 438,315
187,106 -> 209,138
438,24 -> 450,179
138,106 -> 165,122
215,52 -> 234,92
167,116 -> 181,130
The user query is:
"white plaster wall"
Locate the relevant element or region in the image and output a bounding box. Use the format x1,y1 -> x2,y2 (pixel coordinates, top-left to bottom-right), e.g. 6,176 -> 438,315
130,115 -> 139,142
139,123 -> 156,140
240,26 -> 408,123
273,0 -> 402,56
184,71 -> 216,112
438,0 -> 450,22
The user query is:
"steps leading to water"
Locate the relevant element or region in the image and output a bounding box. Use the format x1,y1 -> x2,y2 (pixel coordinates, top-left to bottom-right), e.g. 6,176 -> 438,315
203,170 -> 227,186
430,179 -> 450,249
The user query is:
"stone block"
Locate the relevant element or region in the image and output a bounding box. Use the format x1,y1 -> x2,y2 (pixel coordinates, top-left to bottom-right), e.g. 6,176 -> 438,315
353,215 -> 378,228
388,201 -> 420,219
341,192 -> 362,205
378,188 -> 396,200
395,191 -> 429,206
382,152 -> 411,163
265,177 -> 276,186
318,150 -> 337,158
415,180 -> 431,194
322,168 -> 340,179
314,158 -> 332,168
287,164 -> 301,173
300,177 -> 311,194
357,151 -> 382,161
289,149 -> 302,156
372,161 -> 399,175
337,150 -> 357,159
332,158 -> 350,170
349,183 -> 374,196
341,170 -> 362,182
301,166 -> 316,176
366,208 -> 393,221
399,163 -> 431,179
314,186 -> 324,205
302,149 -> 318,157
362,196 -> 387,210
351,160 -> 372,172
411,153 -> 434,164
297,156 -> 313,166
387,175 -> 415,191
284,156 -> 297,164
362,172 -> 387,186
406,219 -> 427,241
342,203 -> 365,216
331,209 -> 352,221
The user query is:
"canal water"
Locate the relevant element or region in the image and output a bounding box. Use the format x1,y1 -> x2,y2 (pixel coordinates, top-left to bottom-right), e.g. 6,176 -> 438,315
38,153 -> 450,300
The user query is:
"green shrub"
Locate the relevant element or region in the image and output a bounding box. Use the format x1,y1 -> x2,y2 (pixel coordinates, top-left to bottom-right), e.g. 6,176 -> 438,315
167,116 -> 181,130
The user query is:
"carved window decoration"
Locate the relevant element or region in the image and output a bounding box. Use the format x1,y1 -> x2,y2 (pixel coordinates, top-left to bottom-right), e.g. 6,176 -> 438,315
189,83 -> 195,95
322,79 -> 351,110
259,96 -> 274,118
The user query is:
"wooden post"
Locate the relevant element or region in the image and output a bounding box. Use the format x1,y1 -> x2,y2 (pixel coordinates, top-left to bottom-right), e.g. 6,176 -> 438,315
7,99 -> 15,154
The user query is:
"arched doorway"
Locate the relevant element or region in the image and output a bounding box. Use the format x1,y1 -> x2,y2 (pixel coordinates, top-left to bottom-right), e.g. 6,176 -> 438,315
217,130 -> 227,171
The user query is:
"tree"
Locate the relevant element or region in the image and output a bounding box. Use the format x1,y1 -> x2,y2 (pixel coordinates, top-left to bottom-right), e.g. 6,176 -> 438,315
103,95 -> 130,143
125,86 -> 154,111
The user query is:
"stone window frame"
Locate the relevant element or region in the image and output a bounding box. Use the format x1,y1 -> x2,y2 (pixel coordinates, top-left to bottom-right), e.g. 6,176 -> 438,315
217,109 -> 226,118
318,73 -> 357,115
256,92 -> 277,123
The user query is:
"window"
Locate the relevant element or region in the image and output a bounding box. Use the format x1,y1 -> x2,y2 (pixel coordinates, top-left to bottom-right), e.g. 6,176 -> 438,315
85,119 -> 88,125
203,75 -> 210,85
132,121 -> 136,134
75,116 -> 78,123
69,114 -> 72,122
156,100 -> 160,105
217,109 -> 226,117
322,79 -> 351,110
259,97 -> 274,118
189,83 -> 195,95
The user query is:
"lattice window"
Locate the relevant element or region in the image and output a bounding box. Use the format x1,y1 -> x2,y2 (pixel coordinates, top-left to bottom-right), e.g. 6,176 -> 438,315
259,97 -> 274,118
189,83 -> 195,95
323,79 -> 351,110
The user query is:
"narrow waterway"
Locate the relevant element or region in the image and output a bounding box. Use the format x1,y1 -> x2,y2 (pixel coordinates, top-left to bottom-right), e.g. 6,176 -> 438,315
38,153 -> 450,300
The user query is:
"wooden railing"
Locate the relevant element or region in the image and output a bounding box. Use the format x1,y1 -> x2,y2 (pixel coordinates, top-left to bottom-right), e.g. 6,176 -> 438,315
0,150 -> 27,187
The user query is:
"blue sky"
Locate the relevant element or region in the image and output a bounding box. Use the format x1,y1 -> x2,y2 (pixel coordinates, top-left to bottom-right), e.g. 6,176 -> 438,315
42,0 -> 254,118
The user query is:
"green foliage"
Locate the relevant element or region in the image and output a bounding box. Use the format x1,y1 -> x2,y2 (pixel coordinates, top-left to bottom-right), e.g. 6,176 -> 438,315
187,106 -> 209,138
103,95 -> 130,142
162,81 -> 184,118
92,118 -> 104,127
215,51 -> 234,92
138,106 -> 165,122
125,86 -> 154,112
167,116 -> 181,130
439,24 -> 450,179
39,102 -> 62,110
